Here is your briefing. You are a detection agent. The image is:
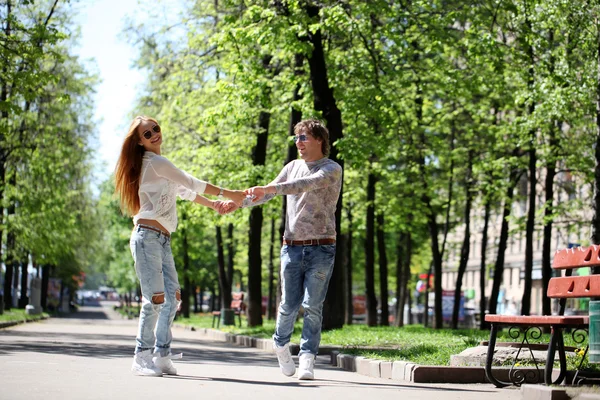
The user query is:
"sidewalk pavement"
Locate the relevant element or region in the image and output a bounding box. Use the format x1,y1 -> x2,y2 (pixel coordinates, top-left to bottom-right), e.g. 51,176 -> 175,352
0,301 -> 520,400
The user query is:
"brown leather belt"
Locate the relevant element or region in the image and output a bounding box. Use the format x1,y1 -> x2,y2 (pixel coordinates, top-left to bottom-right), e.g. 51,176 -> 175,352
136,224 -> 170,238
283,238 -> 336,246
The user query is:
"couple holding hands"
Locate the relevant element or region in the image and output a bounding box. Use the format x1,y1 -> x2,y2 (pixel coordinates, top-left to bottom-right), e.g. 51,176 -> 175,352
115,117 -> 342,380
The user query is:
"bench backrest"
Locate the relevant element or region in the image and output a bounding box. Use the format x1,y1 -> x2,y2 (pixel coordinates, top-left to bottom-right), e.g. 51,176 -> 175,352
548,246 -> 600,299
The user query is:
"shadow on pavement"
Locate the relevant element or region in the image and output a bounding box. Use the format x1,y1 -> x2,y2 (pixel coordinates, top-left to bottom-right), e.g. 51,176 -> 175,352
166,375 -> 491,393
55,302 -> 110,320
0,306 -> 498,394
0,329 -> 278,368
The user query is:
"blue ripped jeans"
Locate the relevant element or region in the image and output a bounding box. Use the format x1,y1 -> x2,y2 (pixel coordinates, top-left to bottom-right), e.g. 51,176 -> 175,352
273,244 -> 335,356
130,226 -> 181,357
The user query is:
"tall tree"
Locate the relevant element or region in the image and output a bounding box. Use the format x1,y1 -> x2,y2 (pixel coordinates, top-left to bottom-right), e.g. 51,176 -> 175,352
376,212 -> 389,326
302,3 -> 346,330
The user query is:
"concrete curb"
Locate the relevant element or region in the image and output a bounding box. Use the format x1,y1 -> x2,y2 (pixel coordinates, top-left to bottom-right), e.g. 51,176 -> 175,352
519,384 -> 600,400
0,315 -> 48,329
0,321 -> 20,329
174,325 -> 493,384
172,324 -> 600,399
520,385 -> 570,400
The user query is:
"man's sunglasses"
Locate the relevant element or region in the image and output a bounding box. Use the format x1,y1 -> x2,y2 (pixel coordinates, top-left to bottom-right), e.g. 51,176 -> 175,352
293,134 -> 309,143
142,124 -> 161,140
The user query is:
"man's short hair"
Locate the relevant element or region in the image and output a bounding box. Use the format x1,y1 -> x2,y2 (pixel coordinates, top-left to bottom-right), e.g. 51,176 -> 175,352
294,119 -> 330,157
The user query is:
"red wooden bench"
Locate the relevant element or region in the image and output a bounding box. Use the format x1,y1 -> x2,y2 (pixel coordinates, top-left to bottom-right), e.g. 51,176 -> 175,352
212,292 -> 244,328
484,245 -> 600,387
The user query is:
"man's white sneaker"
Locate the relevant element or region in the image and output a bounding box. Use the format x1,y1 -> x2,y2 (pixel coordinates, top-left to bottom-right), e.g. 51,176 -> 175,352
153,353 -> 183,375
274,342 -> 296,377
131,349 -> 162,377
298,353 -> 315,380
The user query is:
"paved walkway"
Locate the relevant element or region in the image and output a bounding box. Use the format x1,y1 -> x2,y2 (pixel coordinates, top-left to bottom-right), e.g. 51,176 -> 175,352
0,301 -> 520,400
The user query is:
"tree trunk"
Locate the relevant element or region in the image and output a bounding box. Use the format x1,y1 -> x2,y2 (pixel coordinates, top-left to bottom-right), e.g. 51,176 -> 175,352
41,265 -> 49,311
19,261 -> 28,309
210,286 -> 217,312
0,162 -> 5,297
542,127 -> 557,315
304,4 -> 345,330
344,205 -> 353,325
428,213 -> 443,329
0,2 -> 10,284
377,213 -> 389,326
3,250 -> 13,311
395,232 -> 411,327
216,226 -> 232,309
489,168 -> 519,318
267,218 -> 276,320
365,172 -> 377,326
248,206 -> 264,326
591,21 -> 600,262
521,147 -> 536,316
198,287 -> 204,313
521,20 -> 537,316
423,263 -> 432,328
227,223 -> 234,293
452,154 -> 473,329
4,175 -> 17,311
403,233 -> 412,325
180,213 -> 191,318
414,78 -> 443,328
247,106 -> 270,327
12,264 -> 18,309
479,200 -> 491,330
277,53 -> 303,317
542,30 -> 558,315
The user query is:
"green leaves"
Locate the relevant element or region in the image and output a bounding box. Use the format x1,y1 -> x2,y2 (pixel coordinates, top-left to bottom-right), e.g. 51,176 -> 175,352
0,1 -> 100,290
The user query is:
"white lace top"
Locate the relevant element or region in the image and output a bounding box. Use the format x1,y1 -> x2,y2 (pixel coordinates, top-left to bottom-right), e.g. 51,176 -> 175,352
133,151 -> 207,233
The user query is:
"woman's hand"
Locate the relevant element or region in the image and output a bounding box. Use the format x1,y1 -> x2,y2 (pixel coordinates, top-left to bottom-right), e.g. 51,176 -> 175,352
214,200 -> 239,215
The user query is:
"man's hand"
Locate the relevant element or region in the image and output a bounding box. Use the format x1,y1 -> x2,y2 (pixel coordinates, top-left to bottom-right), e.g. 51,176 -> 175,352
244,186 -> 269,202
225,190 -> 246,205
214,200 -> 239,215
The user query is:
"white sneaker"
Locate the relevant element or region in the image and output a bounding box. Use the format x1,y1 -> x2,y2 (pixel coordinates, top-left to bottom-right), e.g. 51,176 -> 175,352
153,353 -> 183,375
131,349 -> 162,377
298,353 -> 315,380
273,342 -> 295,377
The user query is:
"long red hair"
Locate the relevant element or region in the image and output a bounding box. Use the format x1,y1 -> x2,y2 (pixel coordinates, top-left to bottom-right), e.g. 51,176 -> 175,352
114,116 -> 157,216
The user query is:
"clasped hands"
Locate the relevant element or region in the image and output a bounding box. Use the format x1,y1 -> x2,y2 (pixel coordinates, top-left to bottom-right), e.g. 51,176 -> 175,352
213,186 -> 270,215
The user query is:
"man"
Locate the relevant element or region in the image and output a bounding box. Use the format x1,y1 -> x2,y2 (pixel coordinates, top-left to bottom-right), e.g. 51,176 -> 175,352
223,119 -> 342,380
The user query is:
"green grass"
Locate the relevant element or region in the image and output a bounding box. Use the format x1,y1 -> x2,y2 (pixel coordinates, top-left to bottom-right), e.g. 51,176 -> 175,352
174,313 -> 599,371
0,309 -> 49,323
318,324 -> 490,366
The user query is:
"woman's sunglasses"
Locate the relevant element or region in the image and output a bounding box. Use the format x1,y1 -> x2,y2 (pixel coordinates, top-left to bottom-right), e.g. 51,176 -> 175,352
142,124 -> 161,140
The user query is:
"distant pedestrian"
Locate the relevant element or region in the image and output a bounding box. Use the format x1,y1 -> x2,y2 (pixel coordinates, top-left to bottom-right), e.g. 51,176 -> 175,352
220,119 -> 342,380
115,116 -> 244,376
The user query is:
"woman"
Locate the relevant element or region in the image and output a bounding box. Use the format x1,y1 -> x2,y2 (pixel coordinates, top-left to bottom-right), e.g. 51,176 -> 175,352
114,116 -> 244,377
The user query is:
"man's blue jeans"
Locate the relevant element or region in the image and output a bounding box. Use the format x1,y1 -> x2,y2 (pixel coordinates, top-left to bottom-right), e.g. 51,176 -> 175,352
273,244 -> 336,356
130,226 -> 181,357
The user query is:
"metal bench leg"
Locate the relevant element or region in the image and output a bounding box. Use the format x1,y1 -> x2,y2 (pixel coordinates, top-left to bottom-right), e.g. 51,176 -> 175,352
545,326 -> 567,385
544,326 -> 565,385
212,314 -> 221,329
485,323 -> 510,388
556,328 -> 568,384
